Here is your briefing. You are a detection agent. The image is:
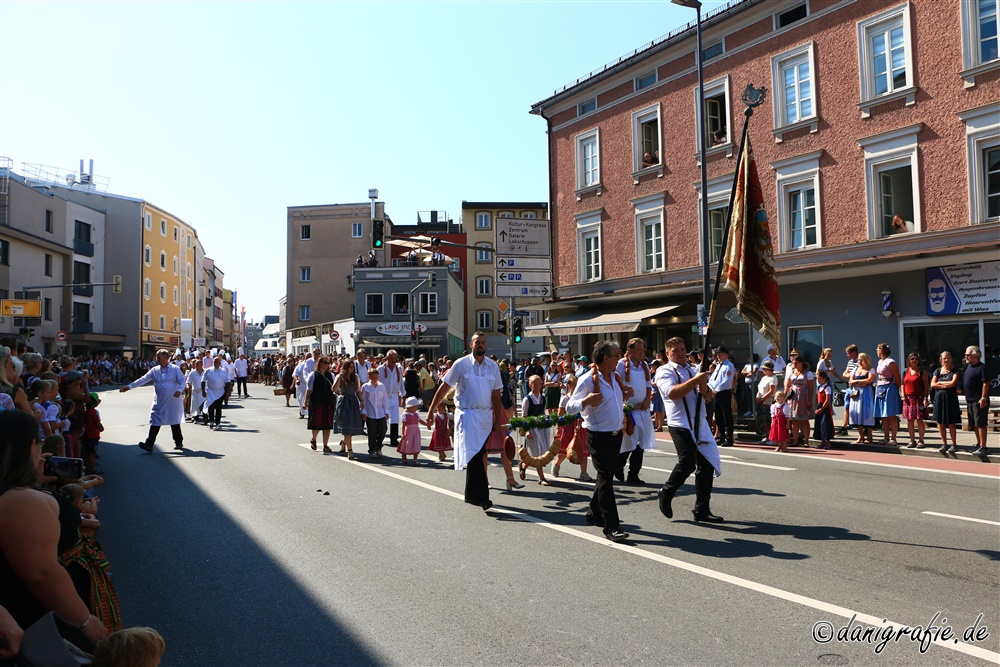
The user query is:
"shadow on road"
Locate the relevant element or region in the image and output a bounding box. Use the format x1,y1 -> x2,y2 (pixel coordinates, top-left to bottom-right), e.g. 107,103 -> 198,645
97,439 -> 381,667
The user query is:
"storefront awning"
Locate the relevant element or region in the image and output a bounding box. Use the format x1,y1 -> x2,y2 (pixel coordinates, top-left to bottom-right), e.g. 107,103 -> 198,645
525,305 -> 680,336
361,336 -> 443,348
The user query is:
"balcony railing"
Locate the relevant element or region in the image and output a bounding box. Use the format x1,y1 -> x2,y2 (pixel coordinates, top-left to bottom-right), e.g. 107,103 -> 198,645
73,239 -> 95,257
72,284 -> 94,297
71,319 -> 93,334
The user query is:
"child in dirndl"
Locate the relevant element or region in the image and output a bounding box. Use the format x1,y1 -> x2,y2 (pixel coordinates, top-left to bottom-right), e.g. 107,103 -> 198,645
428,402 -> 452,462
770,391 -> 791,452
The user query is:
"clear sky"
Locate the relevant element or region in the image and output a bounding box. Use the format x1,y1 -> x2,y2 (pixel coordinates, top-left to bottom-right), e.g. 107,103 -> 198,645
0,0 -> 720,323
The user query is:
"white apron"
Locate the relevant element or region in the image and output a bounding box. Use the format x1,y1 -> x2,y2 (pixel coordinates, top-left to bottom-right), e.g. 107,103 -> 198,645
453,373 -> 495,471
203,368 -> 228,408
186,370 -> 205,414
130,365 -> 185,426
622,408 -> 657,453
380,364 -> 404,425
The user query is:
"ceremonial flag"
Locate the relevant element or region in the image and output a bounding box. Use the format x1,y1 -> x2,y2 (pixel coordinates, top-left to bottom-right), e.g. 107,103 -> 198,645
722,135 -> 781,353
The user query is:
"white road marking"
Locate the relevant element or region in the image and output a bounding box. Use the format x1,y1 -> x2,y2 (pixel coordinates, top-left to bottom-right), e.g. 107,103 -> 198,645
646,450 -> 795,471
308,449 -> 999,664
922,511 -> 1000,527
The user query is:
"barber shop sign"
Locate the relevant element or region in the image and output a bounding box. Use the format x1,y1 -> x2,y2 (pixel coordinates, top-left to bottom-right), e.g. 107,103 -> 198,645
925,261 -> 1000,316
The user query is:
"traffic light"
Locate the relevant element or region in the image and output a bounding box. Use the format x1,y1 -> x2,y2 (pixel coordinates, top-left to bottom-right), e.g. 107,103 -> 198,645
512,318 -> 523,344
112,275 -> 122,294
497,318 -> 507,335
410,329 -> 418,342
427,271 -> 436,288
430,236 -> 441,249
371,219 -> 385,249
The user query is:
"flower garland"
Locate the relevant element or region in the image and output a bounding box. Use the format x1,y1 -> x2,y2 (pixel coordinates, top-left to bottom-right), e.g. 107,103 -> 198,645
622,402 -> 635,414
509,413 -> 580,433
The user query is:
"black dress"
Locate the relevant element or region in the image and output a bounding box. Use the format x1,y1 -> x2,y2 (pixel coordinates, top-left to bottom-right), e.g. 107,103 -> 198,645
404,369 -> 421,399
932,369 -> 962,425
307,371 -> 336,430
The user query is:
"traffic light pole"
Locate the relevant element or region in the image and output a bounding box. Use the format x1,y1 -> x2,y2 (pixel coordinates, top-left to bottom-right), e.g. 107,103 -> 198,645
509,297 -> 517,364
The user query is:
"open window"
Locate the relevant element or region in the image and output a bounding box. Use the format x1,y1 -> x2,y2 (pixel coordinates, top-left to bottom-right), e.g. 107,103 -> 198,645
632,105 -> 662,179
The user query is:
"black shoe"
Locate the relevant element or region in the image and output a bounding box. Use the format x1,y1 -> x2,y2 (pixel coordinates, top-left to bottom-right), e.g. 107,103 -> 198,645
481,500 -> 493,512
626,475 -> 646,486
693,512 -> 725,523
614,468 -> 625,482
657,488 -> 674,519
585,513 -> 606,528
938,445 -> 949,453
138,441 -> 154,453
605,529 -> 629,542
174,443 -> 184,450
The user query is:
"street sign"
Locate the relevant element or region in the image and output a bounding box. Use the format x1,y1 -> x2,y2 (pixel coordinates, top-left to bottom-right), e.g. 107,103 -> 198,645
559,335 -> 570,345
495,218 -> 551,257
496,270 -> 552,285
56,331 -> 67,342
1,299 -> 42,317
330,330 -> 341,341
496,299 -> 509,314
495,256 -> 551,271
497,284 -> 551,298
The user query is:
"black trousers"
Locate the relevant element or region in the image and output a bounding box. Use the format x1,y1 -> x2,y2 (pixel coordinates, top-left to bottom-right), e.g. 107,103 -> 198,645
586,429 -> 624,533
464,436 -> 490,505
714,389 -> 734,443
367,417 -> 387,453
617,447 -> 644,478
147,424 -> 183,446
388,422 -> 399,447
663,426 -> 715,516
236,377 -> 248,396
207,396 -> 224,425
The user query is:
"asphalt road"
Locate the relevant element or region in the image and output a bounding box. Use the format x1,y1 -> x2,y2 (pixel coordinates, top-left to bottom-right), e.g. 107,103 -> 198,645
92,386 -> 1000,666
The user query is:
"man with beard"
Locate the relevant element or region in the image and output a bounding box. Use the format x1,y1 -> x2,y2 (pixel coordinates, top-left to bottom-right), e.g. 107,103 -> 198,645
379,349 -> 405,452
427,332 -> 504,512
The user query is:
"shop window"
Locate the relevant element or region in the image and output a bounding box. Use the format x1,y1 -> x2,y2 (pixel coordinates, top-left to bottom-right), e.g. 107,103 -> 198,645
787,325 -> 822,368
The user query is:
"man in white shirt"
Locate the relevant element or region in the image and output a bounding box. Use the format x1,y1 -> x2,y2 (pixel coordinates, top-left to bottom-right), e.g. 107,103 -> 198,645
567,340 -> 633,543
295,348 -> 321,419
654,337 -> 723,523
427,332 -> 504,512
379,349 -> 405,448
185,358 -> 206,423
361,368 -> 390,458
708,346 -> 736,447
234,353 -> 249,398
201,357 -> 229,430
767,344 -> 786,384
615,338 -> 655,485
354,348 -> 373,380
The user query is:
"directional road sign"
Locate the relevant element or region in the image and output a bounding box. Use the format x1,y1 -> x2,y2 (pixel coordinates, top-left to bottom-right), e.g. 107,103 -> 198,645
495,218 -> 551,257
495,256 -> 551,271
1,299 -> 42,317
497,285 -> 551,298
496,270 -> 553,285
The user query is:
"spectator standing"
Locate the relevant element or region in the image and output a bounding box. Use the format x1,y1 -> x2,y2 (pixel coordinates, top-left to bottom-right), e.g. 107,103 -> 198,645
932,351 -> 962,454
901,352 -> 930,448
838,345 -> 860,435
963,346 -> 990,456
234,353 -> 249,398
708,346 -> 736,447
873,343 -> 902,446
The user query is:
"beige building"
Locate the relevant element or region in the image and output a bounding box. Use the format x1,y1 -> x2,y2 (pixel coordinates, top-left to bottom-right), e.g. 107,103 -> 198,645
286,200 -> 387,330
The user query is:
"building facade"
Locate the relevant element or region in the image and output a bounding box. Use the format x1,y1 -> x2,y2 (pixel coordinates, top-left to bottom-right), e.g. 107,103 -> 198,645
529,0 -> 999,383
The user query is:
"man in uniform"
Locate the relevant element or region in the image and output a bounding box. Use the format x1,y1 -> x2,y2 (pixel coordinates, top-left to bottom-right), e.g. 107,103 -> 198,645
379,349 -> 405,451
120,348 -> 186,452
616,338 -> 655,484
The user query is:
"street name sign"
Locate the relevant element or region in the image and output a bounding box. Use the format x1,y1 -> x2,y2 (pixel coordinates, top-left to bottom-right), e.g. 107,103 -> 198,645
495,256 -> 551,271
495,218 -> 551,257
496,270 -> 553,285
497,285 -> 551,298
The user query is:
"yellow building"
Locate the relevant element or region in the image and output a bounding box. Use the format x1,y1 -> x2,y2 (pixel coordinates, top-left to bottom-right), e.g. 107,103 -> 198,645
140,202 -> 199,355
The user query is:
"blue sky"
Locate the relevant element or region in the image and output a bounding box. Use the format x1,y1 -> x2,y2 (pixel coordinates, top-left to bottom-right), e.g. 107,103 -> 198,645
0,0 -> 718,322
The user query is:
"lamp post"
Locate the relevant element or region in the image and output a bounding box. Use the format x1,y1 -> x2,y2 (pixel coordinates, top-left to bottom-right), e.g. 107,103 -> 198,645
673,0 -> 711,351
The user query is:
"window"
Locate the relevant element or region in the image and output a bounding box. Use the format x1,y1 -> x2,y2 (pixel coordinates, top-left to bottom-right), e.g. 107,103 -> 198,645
576,129 -> 600,192
961,0 -> 1000,85
392,293 -> 409,315
859,124 -> 921,239
520,211 -> 537,219
144,213 -> 151,230
160,315 -> 167,330
352,222 -> 362,238
477,310 -> 493,331
576,211 -> 602,283
173,286 -> 179,305
299,305 -> 311,321
579,97 -> 597,115
498,211 -> 514,218
366,293 -> 384,316
774,151 -> 823,251
160,251 -> 166,270
776,3 -> 808,29
419,292 -> 437,316
771,43 -> 818,139
73,302 -> 90,324
300,266 -> 311,282
144,245 -> 151,265
476,277 -> 492,297
144,279 -> 151,300
44,253 -> 52,277
73,260 -> 90,285
173,317 -> 179,332
476,243 -> 493,263
695,173 -> 732,263
857,5 -> 915,116
709,206 -> 729,263
173,226 -> 178,241
702,40 -> 724,62
160,219 -> 167,236
787,325 -> 823,368
300,224 -> 311,240
74,220 -> 92,242
697,77 -> 731,151
160,283 -> 167,302
45,210 -> 53,233
635,70 -> 657,91
0,239 -> 8,265
187,263 -> 192,278
173,256 -> 178,274
633,194 -> 665,274
476,212 -> 491,230
960,102 -> 1000,224
44,298 -> 52,321
188,292 -> 193,308
632,105 -> 662,174
143,312 -> 151,329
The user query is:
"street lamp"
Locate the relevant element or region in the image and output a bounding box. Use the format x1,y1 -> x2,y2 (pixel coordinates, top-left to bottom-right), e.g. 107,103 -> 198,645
672,0 -> 711,351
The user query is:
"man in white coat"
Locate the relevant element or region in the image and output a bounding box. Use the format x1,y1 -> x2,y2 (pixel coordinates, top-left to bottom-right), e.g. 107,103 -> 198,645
426,332 -> 503,512
185,358 -> 206,423
295,349 -> 320,419
616,337 -> 656,485
119,348 -> 186,452
201,356 -> 229,430
379,349 -> 405,449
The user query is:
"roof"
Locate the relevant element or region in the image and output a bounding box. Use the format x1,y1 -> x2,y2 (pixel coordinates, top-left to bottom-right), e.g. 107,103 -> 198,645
261,323 -> 281,336
461,201 -> 548,210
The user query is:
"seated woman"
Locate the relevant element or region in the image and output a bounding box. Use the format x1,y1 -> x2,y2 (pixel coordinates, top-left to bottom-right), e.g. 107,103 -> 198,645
0,410 -> 111,649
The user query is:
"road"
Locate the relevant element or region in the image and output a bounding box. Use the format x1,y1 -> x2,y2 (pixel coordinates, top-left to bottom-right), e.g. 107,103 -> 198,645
92,386 -> 1000,666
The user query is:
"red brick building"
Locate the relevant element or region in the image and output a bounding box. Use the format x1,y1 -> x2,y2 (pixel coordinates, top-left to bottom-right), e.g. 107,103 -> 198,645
529,0 -> 999,380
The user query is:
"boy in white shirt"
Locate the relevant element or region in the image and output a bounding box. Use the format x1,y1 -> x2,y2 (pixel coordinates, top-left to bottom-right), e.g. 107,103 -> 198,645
361,368 -> 390,459
756,360 -> 778,441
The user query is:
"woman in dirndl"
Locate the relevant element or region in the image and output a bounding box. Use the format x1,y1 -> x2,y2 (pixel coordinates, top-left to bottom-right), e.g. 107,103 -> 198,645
520,375 -> 552,486
873,343 -> 902,445
784,357 -> 815,447
543,363 -> 562,415
306,357 -> 336,452
848,353 -> 876,444
333,361 -> 365,460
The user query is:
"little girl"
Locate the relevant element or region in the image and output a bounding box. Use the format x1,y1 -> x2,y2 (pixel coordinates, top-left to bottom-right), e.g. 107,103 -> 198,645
428,402 -> 452,462
769,391 -> 791,452
398,396 -> 423,465
813,370 -> 834,449
552,375 -> 591,481
520,375 -> 551,486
